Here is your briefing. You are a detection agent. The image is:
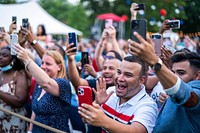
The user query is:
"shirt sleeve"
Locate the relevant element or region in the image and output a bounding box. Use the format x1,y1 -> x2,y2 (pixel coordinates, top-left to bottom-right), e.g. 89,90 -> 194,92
54,78 -> 71,105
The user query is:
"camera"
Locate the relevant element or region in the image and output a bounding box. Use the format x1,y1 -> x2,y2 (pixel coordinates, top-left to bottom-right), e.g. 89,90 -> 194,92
22,18 -> 29,29
167,20 -> 180,29
135,3 -> 145,10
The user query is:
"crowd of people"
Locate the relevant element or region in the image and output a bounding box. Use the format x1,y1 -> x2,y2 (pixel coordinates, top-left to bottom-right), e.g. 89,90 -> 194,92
0,2 -> 200,133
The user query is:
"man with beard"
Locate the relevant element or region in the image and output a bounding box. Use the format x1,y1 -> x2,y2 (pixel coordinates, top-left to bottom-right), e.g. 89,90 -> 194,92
78,56 -> 158,133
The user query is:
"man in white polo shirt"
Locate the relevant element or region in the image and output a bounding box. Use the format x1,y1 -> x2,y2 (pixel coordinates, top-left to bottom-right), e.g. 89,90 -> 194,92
78,56 -> 158,133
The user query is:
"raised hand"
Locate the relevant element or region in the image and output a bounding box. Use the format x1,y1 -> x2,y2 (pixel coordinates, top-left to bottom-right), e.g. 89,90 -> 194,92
65,43 -> 77,61
93,78 -> 114,105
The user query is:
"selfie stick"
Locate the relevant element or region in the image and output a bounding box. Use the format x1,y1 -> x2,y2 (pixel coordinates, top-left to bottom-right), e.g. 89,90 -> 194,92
0,107 -> 66,133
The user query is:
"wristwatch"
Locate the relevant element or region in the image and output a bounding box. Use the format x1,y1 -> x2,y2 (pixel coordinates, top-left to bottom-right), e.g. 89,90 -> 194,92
151,58 -> 163,72
30,39 -> 37,46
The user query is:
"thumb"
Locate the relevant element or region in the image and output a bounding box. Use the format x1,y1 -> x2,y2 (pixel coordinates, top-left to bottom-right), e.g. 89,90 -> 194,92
92,102 -> 101,109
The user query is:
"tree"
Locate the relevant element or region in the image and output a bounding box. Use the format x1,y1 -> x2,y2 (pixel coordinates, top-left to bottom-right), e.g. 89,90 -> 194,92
39,0 -> 89,36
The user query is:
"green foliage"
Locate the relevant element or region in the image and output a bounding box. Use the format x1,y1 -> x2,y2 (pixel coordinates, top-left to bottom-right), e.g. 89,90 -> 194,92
0,0 -> 16,4
39,0 -> 89,37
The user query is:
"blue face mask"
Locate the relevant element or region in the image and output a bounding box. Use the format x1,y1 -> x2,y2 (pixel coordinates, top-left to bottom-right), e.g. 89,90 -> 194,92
0,62 -> 13,72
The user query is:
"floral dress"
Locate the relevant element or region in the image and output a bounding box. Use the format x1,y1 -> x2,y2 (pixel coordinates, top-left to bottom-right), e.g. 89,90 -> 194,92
0,71 -> 27,133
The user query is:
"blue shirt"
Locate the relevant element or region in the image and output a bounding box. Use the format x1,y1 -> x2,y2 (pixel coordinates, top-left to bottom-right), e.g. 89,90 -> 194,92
153,79 -> 200,133
32,78 -> 71,133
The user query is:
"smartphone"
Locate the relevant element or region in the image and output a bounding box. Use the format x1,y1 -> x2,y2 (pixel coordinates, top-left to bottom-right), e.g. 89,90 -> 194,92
68,32 -> 77,52
0,27 -> 5,32
105,19 -> 113,28
77,86 -> 93,106
152,33 -> 162,56
22,18 -> 29,29
130,19 -> 146,43
135,3 -> 145,10
12,16 -> 17,24
166,20 -> 180,29
10,34 -> 18,55
81,52 -> 89,68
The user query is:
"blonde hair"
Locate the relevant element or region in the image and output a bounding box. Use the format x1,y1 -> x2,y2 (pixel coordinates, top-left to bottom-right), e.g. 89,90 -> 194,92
45,50 -> 66,78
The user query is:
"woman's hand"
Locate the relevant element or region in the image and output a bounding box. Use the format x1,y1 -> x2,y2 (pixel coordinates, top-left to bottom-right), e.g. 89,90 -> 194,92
12,43 -> 32,65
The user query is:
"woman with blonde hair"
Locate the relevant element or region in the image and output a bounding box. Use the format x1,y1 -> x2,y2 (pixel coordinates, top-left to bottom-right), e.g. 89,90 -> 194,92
13,43 -> 71,133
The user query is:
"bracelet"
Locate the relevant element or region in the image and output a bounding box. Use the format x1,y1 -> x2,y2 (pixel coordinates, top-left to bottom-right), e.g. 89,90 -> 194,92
25,60 -> 32,70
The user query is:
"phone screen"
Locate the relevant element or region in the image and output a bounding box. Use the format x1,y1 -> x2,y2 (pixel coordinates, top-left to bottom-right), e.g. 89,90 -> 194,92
12,16 -> 17,24
105,19 -> 113,28
22,18 -> 29,29
130,19 -> 146,43
167,20 -> 180,29
77,86 -> 93,106
81,52 -> 89,68
68,32 -> 77,52
152,34 -> 162,56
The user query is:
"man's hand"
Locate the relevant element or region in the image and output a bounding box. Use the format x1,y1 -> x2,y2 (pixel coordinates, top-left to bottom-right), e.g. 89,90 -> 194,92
93,78 -> 114,105
130,3 -> 139,20
159,20 -> 171,34
78,102 -> 108,127
128,32 -> 158,66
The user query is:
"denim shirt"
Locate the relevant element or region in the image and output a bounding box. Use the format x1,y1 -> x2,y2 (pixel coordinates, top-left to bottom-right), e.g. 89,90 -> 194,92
153,80 -> 200,133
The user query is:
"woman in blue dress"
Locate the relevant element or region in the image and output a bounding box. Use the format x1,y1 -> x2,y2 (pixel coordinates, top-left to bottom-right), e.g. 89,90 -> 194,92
13,43 -> 71,133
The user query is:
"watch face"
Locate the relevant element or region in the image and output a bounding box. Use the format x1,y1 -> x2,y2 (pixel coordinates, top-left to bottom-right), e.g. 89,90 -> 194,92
33,40 -> 37,44
154,63 -> 161,71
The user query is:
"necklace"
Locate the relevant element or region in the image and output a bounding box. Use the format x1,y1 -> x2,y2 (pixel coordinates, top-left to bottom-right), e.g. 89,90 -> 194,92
113,98 -> 127,120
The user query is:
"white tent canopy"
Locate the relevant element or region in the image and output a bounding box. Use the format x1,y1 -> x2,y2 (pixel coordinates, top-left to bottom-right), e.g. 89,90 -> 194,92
0,0 -> 82,35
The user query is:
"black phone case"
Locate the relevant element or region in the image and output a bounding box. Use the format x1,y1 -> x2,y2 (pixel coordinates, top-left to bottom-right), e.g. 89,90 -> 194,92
81,52 -> 89,68
130,19 -> 146,43
68,32 -> 77,52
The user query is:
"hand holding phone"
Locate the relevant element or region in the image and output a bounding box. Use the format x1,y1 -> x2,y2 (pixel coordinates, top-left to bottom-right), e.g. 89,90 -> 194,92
77,86 -> 93,106
130,19 -> 146,43
152,33 -> 162,56
68,32 -> 77,52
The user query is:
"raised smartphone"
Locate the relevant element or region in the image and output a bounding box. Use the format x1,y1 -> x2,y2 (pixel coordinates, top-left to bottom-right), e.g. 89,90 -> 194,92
77,86 -> 93,106
152,33 -> 162,56
167,20 -> 180,29
68,32 -> 77,52
135,3 -> 145,10
22,18 -> 29,29
12,16 -> 17,24
0,27 -> 5,32
81,52 -> 89,68
130,19 -> 146,43
10,34 -> 18,55
105,19 -> 113,28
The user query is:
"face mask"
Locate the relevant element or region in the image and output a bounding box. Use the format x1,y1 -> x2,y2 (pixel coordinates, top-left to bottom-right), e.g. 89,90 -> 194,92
0,62 -> 13,72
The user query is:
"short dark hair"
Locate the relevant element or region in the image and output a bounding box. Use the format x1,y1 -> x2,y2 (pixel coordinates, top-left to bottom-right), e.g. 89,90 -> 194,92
124,55 -> 148,77
108,50 -> 123,61
171,49 -> 200,72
